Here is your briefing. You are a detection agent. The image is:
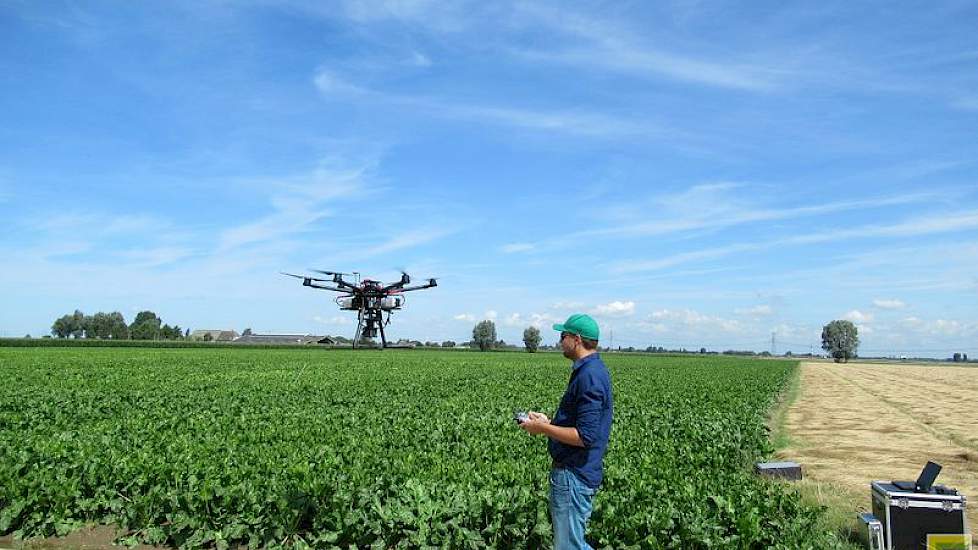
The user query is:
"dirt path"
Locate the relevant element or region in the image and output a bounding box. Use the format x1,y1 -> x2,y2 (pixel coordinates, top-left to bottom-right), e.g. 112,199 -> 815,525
776,361 -> 978,537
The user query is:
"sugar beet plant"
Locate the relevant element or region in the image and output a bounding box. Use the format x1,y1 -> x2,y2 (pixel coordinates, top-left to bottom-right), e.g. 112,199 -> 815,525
0,348 -> 849,548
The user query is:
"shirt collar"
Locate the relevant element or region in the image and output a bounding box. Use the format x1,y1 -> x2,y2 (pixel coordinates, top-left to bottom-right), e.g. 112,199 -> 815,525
572,352 -> 600,371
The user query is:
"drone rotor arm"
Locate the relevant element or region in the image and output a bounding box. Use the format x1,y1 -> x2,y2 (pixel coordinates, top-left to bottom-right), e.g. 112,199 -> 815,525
305,283 -> 347,292
396,280 -> 438,292
280,272 -> 331,282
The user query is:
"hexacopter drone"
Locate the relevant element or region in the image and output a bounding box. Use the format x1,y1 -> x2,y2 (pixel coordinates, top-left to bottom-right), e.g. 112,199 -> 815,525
282,270 -> 437,348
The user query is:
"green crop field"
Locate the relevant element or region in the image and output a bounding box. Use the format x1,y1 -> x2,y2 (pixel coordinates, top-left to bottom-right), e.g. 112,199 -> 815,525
0,348 -> 851,549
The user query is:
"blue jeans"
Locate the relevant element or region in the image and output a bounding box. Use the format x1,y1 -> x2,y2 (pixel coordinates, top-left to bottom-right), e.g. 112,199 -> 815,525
549,467 -> 597,550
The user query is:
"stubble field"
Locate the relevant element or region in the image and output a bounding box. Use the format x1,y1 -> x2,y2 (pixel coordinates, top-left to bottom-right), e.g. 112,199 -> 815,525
776,361 -> 978,537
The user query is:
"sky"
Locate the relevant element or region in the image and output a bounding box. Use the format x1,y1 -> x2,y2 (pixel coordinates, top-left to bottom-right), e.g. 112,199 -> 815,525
1,1 -> 977,357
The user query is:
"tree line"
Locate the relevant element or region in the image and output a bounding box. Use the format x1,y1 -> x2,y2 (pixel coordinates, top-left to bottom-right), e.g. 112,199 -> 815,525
51,310 -> 185,340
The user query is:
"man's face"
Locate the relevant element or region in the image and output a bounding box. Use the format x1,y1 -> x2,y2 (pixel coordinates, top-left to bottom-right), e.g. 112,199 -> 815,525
559,331 -> 578,359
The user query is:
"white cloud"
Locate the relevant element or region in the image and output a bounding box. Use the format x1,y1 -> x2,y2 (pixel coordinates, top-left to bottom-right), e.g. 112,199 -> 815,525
888,316 -> 977,342
504,312 -> 560,328
500,242 -> 534,253
648,308 -> 742,333
552,301 -> 585,311
590,300 -> 636,317
484,310 -> 498,321
844,310 -> 874,323
409,51 -> 432,67
314,315 -> 352,325
312,69 -> 370,96
873,298 -> 906,309
735,304 -> 773,317
453,313 -> 475,322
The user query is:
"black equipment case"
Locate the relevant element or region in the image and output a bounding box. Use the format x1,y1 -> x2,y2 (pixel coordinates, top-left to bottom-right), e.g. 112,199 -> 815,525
870,480 -> 969,549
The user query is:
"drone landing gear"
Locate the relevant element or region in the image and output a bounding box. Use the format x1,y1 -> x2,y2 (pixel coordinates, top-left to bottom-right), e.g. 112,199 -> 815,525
353,308 -> 388,349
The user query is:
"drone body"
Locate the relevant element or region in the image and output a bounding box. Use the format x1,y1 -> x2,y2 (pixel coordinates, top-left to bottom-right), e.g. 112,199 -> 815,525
282,270 -> 437,348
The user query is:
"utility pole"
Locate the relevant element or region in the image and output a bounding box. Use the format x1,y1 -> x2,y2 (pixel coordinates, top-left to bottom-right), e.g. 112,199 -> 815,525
771,331 -> 776,355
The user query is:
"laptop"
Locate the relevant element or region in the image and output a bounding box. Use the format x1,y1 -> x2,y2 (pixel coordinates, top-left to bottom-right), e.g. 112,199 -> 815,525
893,461 -> 942,492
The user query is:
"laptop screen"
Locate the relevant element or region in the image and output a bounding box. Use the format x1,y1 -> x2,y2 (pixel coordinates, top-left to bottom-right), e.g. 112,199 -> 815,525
915,461 -> 942,492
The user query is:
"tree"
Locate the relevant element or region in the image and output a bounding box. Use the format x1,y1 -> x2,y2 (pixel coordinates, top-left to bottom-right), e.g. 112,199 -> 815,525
51,314 -> 73,338
441,340 -> 456,348
70,310 -> 85,338
130,311 -> 162,340
953,352 -> 962,362
108,312 -> 128,339
523,326 -> 541,353
472,320 -> 497,352
242,328 -> 253,336
85,312 -> 119,339
821,320 -> 859,363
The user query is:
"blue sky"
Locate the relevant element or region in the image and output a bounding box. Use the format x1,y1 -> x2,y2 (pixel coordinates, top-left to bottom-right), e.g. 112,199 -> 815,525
2,1 -> 977,356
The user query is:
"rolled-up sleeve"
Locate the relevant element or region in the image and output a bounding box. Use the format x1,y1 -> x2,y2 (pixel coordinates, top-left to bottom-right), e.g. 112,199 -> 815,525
575,377 -> 606,448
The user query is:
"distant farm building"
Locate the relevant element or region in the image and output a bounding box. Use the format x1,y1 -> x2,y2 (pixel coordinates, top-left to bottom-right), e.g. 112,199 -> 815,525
234,334 -> 336,345
189,329 -> 239,342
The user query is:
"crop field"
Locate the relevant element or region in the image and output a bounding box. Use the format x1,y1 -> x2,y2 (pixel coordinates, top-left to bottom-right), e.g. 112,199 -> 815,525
0,348 -> 851,549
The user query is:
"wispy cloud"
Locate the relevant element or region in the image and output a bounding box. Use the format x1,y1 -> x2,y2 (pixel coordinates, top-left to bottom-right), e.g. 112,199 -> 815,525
950,95 -> 978,111
30,212 -> 166,236
577,187 -> 939,241
118,246 -> 195,267
873,298 -> 906,310
312,68 -> 659,139
337,227 -> 458,262
218,163 -> 367,251
613,209 -> 978,274
510,4 -> 788,92
500,242 -> 534,253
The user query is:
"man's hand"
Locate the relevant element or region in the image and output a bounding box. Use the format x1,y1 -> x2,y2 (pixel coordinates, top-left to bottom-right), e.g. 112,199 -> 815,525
520,411 -> 550,435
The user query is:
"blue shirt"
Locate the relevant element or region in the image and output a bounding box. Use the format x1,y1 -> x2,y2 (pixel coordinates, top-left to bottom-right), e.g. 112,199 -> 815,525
548,353 -> 613,488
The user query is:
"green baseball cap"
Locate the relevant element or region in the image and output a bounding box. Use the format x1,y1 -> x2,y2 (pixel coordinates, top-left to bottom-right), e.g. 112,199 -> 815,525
552,313 -> 599,341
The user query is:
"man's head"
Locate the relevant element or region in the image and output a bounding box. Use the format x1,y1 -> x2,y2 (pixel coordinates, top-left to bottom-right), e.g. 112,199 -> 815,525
552,313 -> 599,359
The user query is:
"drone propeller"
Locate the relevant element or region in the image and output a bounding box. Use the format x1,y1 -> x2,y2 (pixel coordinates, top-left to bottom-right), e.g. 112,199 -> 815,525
279,271 -> 326,281
280,272 -> 330,282
310,269 -> 352,277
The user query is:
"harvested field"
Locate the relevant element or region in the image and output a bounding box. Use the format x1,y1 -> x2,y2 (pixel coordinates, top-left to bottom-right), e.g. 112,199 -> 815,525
777,361 -> 978,536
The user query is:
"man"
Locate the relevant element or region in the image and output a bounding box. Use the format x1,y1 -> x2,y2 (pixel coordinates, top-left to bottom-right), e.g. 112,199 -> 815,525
520,313 -> 613,550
